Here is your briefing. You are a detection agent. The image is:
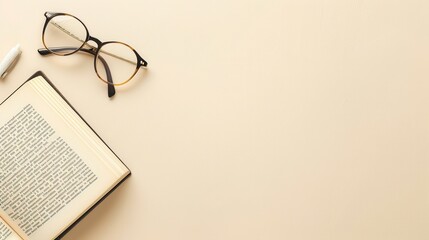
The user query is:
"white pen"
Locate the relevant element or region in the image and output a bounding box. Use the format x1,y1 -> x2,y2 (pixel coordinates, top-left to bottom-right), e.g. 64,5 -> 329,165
0,44 -> 22,79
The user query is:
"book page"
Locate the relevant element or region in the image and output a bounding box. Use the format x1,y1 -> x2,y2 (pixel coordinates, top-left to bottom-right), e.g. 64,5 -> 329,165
0,77 -> 129,240
0,217 -> 22,240
0,104 -> 97,237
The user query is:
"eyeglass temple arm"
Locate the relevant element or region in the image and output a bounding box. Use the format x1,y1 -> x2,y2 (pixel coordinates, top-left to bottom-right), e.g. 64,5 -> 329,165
37,47 -> 116,98
49,21 -> 147,67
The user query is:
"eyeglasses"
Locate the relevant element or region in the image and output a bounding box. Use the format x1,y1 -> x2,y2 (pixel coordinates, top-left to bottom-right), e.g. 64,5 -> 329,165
38,12 -> 148,98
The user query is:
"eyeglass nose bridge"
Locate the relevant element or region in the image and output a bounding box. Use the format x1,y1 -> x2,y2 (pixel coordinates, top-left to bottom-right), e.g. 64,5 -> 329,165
86,36 -> 103,52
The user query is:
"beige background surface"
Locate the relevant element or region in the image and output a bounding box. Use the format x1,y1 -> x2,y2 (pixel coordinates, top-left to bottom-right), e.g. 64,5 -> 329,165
1,0 -> 429,239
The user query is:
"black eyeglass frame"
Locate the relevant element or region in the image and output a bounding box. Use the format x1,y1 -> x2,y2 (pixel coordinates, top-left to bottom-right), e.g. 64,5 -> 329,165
39,11 -> 148,97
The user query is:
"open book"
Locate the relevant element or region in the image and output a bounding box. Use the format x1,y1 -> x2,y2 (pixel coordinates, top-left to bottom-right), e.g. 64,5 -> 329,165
0,72 -> 131,240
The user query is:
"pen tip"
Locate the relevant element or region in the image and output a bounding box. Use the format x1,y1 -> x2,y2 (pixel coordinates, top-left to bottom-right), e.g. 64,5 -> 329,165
15,44 -> 21,52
